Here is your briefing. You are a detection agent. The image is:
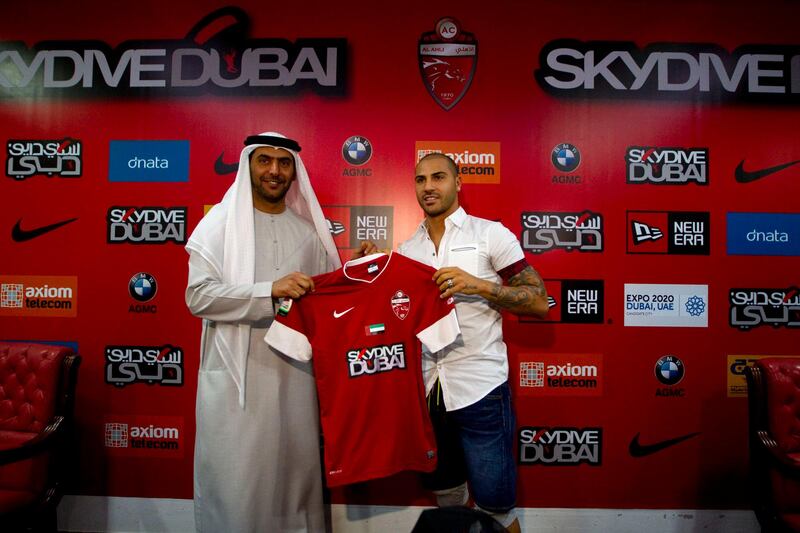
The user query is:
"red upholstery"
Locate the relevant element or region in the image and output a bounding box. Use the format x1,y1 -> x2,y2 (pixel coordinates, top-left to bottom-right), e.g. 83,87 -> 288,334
747,358 -> 800,532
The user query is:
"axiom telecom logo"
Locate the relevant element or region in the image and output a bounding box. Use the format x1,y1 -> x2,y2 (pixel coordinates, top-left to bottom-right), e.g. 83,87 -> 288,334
518,426 -> 602,466
729,287 -> 800,330
535,40 -> 800,104
518,353 -> 603,397
105,345 -> 183,387
627,211 -> 709,255
520,279 -> 603,324
520,211 -> 603,253
415,141 -> 500,184
418,17 -> 477,111
104,415 -> 184,458
346,342 -> 406,378
0,276 -> 77,317
6,138 -> 82,180
107,206 -> 187,244
625,147 -> 708,185
727,355 -> 798,397
624,284 -> 708,327
0,7 -> 346,98
323,205 -> 393,250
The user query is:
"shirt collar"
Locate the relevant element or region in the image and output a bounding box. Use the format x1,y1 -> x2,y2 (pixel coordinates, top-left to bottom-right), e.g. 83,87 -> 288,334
416,206 -> 467,236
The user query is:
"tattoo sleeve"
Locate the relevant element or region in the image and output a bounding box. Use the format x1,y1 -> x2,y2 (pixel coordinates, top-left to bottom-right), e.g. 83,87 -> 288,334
485,265 -> 548,317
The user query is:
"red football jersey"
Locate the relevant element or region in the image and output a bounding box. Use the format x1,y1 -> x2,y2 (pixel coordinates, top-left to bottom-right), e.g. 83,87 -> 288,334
266,252 -> 460,487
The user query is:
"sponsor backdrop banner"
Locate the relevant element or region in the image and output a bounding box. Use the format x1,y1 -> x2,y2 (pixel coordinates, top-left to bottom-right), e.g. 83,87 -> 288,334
1,0 -> 798,512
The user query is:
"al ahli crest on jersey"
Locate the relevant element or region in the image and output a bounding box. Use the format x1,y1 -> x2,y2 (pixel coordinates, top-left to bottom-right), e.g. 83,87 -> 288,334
391,290 -> 411,320
418,17 -> 477,111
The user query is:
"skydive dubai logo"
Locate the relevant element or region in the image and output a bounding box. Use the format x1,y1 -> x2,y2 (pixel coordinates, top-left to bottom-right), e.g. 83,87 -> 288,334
0,275 -> 77,317
104,415 -> 184,458
626,211 -> 710,255
342,135 -> 373,172
535,40 -> 800,104
418,17 -> 477,110
415,141 -> 501,184
105,345 -> 183,387
0,7 -> 346,98
323,205 -> 393,250
518,353 -> 603,397
6,138 -> 81,179
625,284 -> 708,327
346,342 -> 406,377
521,279 -> 603,324
107,206 -> 187,244
625,147 -> 708,185
729,287 -> 800,330
520,211 -> 603,253
518,427 -> 602,466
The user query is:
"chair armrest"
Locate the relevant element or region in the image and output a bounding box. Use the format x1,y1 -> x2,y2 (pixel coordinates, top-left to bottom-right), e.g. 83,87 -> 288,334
0,416 -> 65,466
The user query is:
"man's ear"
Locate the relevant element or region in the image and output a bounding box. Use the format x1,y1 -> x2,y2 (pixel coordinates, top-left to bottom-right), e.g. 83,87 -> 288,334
456,175 -> 462,192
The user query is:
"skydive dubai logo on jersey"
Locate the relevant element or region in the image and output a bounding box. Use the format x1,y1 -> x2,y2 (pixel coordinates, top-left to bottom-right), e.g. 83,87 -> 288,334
6,138 -> 81,180
625,147 -> 708,185
627,211 -> 710,255
535,40 -> 800,104
0,275 -> 77,317
346,342 -> 407,377
107,206 -> 187,244
105,345 -> 183,388
104,415 -> 184,458
518,353 -> 603,397
415,141 -> 501,184
323,205 -> 393,250
520,211 -> 603,253
418,17 -> 477,110
0,7 -> 346,98
518,426 -> 602,466
521,279 -> 604,324
729,287 -> 800,330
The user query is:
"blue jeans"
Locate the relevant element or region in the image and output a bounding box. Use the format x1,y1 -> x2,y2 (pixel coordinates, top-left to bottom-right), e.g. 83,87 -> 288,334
422,381 -> 517,513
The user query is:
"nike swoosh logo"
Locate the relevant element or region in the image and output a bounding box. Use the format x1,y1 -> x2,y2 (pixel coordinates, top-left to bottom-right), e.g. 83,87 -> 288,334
333,307 -> 355,318
629,431 -> 700,457
214,153 -> 239,175
735,159 -> 800,183
12,217 -> 78,242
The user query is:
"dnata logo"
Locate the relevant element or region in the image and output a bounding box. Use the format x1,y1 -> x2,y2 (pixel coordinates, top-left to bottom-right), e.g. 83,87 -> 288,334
6,138 -> 82,180
518,426 -> 602,466
415,141 -> 501,184
727,213 -> 800,256
346,342 -> 406,377
0,276 -> 78,317
535,40 -> 800,104
108,141 -> 190,182
0,7 -> 346,98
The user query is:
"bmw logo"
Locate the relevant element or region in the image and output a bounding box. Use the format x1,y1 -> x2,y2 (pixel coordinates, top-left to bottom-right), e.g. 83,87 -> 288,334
129,272 -> 157,302
655,355 -> 684,386
551,143 -> 581,173
342,136 -> 373,166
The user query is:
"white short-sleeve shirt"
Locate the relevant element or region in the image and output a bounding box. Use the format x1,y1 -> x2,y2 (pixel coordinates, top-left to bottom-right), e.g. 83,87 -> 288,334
398,207 -> 525,411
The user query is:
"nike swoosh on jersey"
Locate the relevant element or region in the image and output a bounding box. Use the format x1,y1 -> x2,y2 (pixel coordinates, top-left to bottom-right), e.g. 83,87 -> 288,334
11,217 -> 78,242
333,307 -> 355,318
628,431 -> 700,457
735,159 -> 800,183
214,153 -> 239,175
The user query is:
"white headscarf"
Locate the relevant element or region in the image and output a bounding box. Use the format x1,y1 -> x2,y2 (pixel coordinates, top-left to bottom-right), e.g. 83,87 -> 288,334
186,131 -> 340,407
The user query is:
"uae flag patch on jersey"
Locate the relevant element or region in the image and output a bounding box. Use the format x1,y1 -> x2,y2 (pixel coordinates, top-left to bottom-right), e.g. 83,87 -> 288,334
365,323 -> 385,335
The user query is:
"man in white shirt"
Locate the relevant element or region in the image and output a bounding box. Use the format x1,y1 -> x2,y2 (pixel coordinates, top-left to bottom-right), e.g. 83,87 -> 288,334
398,153 -> 549,533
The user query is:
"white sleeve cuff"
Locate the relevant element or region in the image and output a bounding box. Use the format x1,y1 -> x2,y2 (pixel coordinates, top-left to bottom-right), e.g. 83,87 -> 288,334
265,321 -> 312,361
417,308 -> 460,353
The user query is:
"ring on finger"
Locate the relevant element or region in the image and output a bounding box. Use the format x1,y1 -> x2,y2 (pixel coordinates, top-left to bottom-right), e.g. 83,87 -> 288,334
447,278 -> 454,289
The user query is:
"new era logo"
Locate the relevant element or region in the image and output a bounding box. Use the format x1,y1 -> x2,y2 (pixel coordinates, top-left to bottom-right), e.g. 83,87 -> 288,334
631,221 -> 664,244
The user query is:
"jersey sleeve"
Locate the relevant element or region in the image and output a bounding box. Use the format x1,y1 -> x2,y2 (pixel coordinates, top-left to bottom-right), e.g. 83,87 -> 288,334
265,298 -> 313,361
488,221 -> 525,273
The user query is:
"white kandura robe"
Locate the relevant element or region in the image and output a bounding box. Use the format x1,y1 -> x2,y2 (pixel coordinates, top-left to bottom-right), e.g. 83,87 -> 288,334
187,208 -> 332,533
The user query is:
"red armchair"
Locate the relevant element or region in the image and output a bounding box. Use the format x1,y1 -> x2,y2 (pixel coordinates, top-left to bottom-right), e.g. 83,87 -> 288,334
746,358 -> 800,532
0,342 -> 80,532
